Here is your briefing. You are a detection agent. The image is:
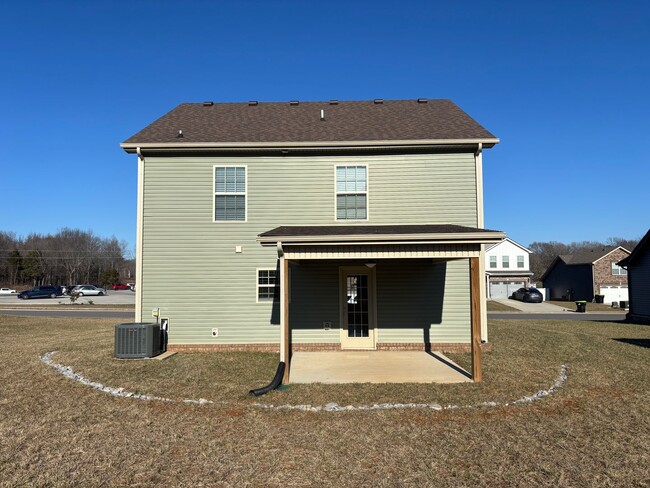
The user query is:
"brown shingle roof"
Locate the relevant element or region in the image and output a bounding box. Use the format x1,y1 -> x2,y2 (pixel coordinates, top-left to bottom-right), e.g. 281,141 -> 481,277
257,225 -> 504,247
559,247 -> 619,265
259,224 -> 500,238
122,99 -> 497,148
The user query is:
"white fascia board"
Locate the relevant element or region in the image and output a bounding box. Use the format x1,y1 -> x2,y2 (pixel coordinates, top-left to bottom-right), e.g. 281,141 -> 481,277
121,138 -> 500,153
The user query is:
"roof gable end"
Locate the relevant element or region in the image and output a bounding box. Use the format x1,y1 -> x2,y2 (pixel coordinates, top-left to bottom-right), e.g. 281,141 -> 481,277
485,237 -> 532,254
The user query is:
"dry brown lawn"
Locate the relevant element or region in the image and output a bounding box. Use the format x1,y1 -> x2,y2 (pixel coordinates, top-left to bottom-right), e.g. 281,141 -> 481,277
486,300 -> 519,312
1,315 -> 649,487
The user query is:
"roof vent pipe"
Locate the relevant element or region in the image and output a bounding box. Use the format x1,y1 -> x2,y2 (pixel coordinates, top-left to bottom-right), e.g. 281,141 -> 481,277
176,130 -> 183,138
320,109 -> 325,121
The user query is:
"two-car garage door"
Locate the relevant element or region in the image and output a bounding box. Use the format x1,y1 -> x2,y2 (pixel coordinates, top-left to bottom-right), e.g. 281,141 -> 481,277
600,286 -> 628,304
490,281 -> 525,299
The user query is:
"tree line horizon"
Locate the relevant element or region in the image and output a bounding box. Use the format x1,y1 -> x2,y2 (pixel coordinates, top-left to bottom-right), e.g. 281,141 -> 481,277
0,228 -> 134,288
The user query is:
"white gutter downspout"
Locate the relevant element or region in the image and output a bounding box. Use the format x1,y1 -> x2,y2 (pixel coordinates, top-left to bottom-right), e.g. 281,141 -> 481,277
135,147 -> 145,322
475,143 -> 488,342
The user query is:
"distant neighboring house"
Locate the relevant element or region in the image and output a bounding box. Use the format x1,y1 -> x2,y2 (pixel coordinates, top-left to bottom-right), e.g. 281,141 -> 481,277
541,246 -> 631,302
485,237 -> 533,299
618,229 -> 650,324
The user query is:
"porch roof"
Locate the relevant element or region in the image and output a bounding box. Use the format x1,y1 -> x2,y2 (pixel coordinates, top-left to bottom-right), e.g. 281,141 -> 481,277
257,224 -> 504,246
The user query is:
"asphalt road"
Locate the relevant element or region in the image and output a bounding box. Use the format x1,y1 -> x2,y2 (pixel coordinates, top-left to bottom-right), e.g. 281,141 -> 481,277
0,290 -> 135,306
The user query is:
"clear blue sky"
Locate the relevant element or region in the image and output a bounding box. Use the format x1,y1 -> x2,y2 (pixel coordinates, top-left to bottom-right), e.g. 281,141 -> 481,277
1,1 -> 649,253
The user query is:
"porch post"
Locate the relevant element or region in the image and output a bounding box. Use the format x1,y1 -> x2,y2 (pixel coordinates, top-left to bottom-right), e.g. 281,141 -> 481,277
470,256 -> 482,382
280,256 -> 290,383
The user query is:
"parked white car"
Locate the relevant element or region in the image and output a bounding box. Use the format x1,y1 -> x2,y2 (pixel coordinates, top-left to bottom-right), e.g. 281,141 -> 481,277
73,285 -> 107,296
0,288 -> 16,294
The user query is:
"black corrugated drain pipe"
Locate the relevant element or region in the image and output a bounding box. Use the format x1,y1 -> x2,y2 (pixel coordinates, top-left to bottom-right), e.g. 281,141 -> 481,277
249,362 -> 285,396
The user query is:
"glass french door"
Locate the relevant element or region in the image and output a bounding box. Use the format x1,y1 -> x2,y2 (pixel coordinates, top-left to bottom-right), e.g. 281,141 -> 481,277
340,267 -> 376,349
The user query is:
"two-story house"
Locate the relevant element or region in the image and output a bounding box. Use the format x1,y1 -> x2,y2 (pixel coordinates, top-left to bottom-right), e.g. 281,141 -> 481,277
121,99 -> 503,382
484,237 -> 533,299
541,246 -> 630,302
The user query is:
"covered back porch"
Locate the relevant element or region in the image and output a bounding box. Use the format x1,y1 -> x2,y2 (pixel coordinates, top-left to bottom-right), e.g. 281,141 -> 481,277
258,224 -> 504,384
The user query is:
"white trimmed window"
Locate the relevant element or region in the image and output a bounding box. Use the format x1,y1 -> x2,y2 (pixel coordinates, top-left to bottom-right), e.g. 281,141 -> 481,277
336,165 -> 367,220
257,269 -> 279,301
502,256 -> 510,268
611,263 -> 627,275
517,255 -> 524,268
214,166 -> 246,221
489,256 -> 497,268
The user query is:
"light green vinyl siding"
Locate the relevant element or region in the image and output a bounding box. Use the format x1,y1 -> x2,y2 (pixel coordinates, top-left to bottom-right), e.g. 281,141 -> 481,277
140,153 -> 478,344
376,259 -> 471,343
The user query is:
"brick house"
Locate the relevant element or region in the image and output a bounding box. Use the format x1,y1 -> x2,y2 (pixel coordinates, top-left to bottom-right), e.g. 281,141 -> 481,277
541,247 -> 630,303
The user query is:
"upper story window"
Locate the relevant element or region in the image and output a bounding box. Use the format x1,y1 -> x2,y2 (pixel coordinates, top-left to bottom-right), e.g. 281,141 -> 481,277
612,263 -> 627,275
517,255 -> 525,268
502,256 -> 510,268
489,256 -> 497,268
336,165 -> 367,220
214,166 -> 246,221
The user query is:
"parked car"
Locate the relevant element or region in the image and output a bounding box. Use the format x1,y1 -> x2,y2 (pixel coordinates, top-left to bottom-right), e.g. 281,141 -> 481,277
112,283 -> 130,290
510,287 -> 543,303
18,286 -> 63,299
73,285 -> 107,296
0,288 -> 16,294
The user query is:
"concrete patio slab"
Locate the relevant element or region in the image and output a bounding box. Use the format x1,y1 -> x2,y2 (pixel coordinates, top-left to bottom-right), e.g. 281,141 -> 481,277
289,351 -> 472,384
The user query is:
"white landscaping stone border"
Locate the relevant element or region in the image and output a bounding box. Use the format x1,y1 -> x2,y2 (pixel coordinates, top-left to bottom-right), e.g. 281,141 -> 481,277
39,351 -> 212,405
39,351 -> 568,413
253,364 -> 570,412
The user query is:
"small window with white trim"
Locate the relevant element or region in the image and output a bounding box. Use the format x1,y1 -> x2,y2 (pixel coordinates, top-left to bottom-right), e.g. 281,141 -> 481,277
611,263 -> 627,275
502,256 -> 510,268
336,165 -> 367,220
517,255 -> 524,268
214,166 -> 246,221
257,269 -> 279,301
489,256 -> 497,268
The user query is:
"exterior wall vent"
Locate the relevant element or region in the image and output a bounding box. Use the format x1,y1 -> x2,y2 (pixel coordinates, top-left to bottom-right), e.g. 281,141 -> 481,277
114,323 -> 162,358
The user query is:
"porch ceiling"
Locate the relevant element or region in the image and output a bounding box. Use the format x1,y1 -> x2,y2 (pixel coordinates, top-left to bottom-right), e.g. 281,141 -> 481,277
289,351 -> 472,384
